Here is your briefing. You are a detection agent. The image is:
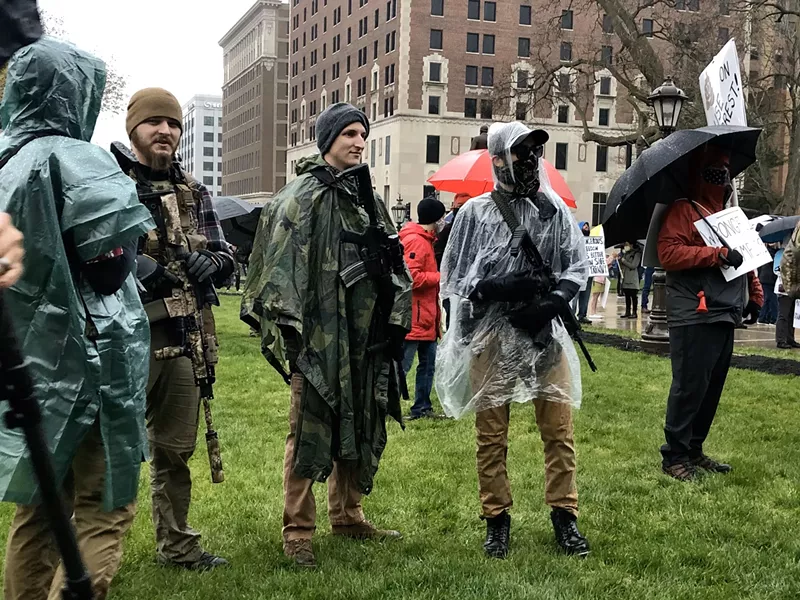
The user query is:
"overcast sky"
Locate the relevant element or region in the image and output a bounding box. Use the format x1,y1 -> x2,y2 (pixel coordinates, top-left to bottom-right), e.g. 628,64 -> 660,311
37,0 -> 270,149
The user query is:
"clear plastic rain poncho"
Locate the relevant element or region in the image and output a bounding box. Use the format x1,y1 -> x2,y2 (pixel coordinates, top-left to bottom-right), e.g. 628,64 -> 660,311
435,122 -> 589,418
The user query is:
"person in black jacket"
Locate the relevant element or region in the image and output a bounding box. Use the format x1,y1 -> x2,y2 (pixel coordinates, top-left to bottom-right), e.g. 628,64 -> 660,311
757,245 -> 778,325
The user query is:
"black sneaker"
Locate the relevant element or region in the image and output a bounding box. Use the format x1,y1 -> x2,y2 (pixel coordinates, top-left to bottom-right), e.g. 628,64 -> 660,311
483,511 -> 511,559
157,551 -> 229,571
691,455 -> 732,474
579,317 -> 592,325
550,509 -> 590,556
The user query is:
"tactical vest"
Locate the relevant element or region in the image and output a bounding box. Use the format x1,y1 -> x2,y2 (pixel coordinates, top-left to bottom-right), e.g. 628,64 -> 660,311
137,173 -> 209,265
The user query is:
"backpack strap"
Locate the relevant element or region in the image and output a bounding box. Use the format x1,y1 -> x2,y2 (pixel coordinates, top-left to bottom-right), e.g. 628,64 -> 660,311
309,165 -> 336,187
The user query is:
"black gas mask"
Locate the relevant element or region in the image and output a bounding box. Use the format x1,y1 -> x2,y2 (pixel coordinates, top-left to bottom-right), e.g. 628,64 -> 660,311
495,143 -> 543,198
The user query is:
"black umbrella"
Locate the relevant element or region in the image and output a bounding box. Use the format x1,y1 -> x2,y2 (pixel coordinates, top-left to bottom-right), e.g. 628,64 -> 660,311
212,196 -> 259,221
757,215 -> 800,244
221,208 -> 263,248
602,125 -> 762,247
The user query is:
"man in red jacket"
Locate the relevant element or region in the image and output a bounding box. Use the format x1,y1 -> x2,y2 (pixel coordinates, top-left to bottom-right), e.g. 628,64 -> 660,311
658,144 -> 763,481
399,197 -> 446,420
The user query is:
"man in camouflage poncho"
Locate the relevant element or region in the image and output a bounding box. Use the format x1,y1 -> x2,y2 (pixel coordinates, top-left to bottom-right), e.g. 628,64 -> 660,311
241,103 -> 411,568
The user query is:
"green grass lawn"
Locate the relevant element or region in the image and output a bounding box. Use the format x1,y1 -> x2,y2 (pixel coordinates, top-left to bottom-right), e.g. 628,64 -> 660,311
3,296 -> 800,599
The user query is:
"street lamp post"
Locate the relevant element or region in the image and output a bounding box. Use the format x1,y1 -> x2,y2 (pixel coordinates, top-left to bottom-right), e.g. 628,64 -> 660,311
391,195 -> 406,230
640,77 -> 688,353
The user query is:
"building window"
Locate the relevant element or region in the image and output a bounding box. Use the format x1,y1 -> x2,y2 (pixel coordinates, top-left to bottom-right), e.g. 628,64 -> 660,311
642,19 -> 653,37
218,117 -> 222,127
429,62 -> 442,81
592,192 -> 608,226
465,97 -> 477,118
203,176 -> 214,185
599,108 -> 610,126
558,105 -> 569,123
561,9 -> 573,29
467,32 -> 479,53
559,73 -> 571,93
720,0 -> 730,14
718,26 -> 729,42
483,34 -> 495,54
555,143 -> 568,170
426,135 -> 440,163
430,29 -> 443,49
596,145 -> 608,171
560,41 -> 572,61
518,37 -> 530,57
517,70 -> 528,89
370,139 -> 376,167
203,161 -> 214,171
468,0 -> 480,19
601,45 -> 613,66
484,1 -> 496,21
481,66 -> 494,86
602,14 -> 613,33
466,65 -> 478,85
480,98 -> 493,118
217,162 -> 222,172
203,132 -> 214,142
217,177 -> 222,187
600,76 -> 612,95
515,102 -> 527,121
204,116 -> 214,126
385,135 -> 391,165
203,147 -> 214,156
431,0 -> 443,16
429,95 -> 441,114
520,5 -> 532,25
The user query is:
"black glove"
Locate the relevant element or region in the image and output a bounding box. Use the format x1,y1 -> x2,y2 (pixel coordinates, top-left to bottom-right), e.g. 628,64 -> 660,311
507,292 -> 567,335
720,248 -> 744,269
136,254 -> 180,295
186,250 -> 222,283
470,270 -> 550,303
742,300 -> 761,325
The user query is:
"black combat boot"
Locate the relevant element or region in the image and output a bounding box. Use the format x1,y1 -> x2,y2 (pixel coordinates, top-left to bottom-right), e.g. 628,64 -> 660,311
483,511 -> 511,559
550,508 -> 590,556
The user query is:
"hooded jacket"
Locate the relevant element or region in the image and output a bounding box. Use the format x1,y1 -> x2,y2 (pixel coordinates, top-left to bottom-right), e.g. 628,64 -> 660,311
241,154 -> 412,494
0,38 -> 154,510
399,222 -> 441,341
658,146 -> 763,327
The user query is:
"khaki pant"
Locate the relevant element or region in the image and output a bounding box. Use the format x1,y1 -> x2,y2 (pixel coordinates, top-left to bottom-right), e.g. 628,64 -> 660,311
283,374 -> 365,541
146,324 -> 203,563
472,343 -> 578,518
4,420 -> 136,600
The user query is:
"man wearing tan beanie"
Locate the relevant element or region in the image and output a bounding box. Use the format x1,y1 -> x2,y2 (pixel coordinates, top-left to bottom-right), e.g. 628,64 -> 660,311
111,87 -> 233,571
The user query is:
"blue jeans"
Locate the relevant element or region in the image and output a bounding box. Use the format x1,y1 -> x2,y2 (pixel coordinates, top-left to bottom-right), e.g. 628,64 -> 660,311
759,286 -> 778,324
641,267 -> 655,309
577,278 -> 593,319
402,341 -> 437,416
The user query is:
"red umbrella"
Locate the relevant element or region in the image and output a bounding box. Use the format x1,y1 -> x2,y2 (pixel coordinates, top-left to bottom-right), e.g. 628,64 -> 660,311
427,149 -> 578,209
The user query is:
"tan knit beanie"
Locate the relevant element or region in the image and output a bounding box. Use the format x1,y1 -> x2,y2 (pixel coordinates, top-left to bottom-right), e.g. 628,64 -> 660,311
126,87 -> 183,137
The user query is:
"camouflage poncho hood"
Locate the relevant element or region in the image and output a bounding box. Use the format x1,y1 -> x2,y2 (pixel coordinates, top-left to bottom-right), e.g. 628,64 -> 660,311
242,153 -> 411,493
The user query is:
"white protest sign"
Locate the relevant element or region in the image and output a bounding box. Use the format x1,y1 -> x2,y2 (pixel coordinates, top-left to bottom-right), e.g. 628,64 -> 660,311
693,206 -> 771,281
795,300 -> 800,329
585,236 -> 609,277
700,39 -> 747,127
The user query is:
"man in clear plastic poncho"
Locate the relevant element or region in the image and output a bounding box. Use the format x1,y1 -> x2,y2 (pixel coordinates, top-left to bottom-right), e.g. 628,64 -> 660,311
436,122 -> 590,559
0,38 -> 154,599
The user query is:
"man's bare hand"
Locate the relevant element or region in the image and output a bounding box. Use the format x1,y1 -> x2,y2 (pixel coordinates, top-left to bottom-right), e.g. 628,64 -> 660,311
0,213 -> 24,288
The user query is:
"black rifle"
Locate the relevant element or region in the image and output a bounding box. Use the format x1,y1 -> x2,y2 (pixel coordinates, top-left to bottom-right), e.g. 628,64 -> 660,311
0,292 -> 94,600
332,163 -> 410,400
491,191 -> 597,372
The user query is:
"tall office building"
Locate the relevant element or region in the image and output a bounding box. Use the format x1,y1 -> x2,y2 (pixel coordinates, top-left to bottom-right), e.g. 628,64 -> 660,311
285,0 -> 738,224
179,94 -> 224,197
220,0 -> 291,202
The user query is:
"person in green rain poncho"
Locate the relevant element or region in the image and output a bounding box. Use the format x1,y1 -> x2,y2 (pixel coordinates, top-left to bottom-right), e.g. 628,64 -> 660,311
242,103 -> 412,569
0,38 -> 155,600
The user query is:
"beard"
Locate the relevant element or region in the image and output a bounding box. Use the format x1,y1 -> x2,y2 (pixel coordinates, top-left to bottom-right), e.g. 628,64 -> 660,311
131,130 -> 176,172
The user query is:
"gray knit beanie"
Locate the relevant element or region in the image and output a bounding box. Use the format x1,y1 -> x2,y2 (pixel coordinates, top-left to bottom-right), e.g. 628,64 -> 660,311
316,102 -> 370,156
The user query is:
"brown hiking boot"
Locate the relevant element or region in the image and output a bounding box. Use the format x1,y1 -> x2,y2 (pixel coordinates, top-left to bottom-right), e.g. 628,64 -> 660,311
331,520 -> 402,540
283,539 -> 316,568
662,462 -> 698,482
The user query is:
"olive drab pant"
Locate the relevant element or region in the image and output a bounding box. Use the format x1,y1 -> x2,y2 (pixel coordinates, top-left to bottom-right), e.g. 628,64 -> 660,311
146,323 -> 204,563
471,342 -> 579,519
3,419 -> 136,600
283,374 -> 365,541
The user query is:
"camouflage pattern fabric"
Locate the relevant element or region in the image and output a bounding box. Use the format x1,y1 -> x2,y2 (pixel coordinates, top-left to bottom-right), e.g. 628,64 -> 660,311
241,154 -> 411,494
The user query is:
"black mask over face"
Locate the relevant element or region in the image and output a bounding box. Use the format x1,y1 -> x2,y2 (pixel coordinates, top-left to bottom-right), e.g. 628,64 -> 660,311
701,166 -> 729,186
495,144 -> 543,198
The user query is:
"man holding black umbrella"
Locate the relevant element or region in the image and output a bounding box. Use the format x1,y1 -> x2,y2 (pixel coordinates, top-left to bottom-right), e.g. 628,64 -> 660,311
657,144 -> 763,481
